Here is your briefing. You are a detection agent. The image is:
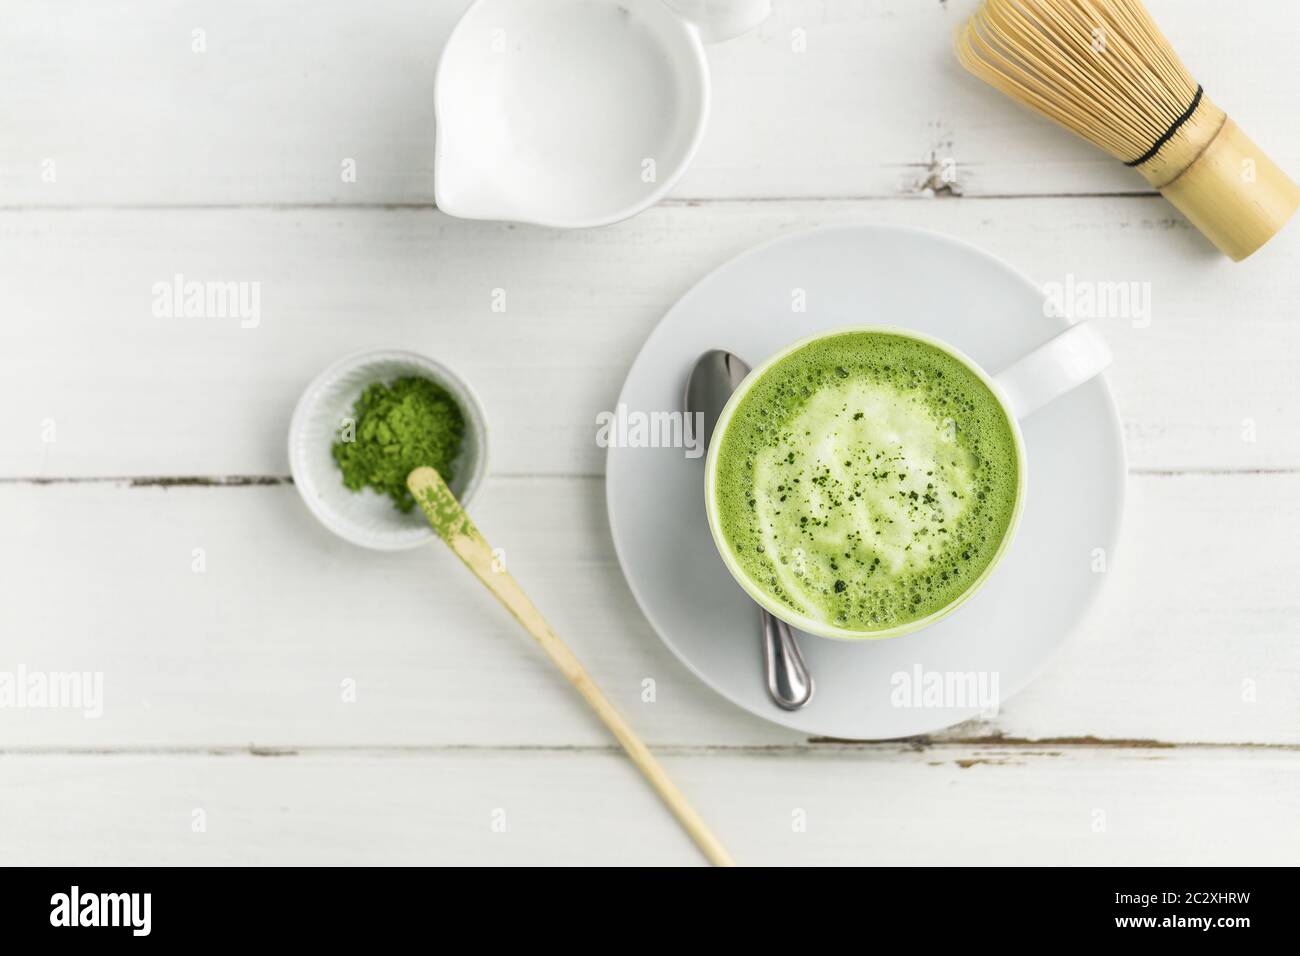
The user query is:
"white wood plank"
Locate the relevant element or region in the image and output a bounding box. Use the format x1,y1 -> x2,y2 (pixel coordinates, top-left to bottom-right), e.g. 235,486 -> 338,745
3,199 -> 1298,479
1,473 -> 1295,748
1,747 -> 1295,865
3,0 -> 1296,204
3,0 -> 1292,864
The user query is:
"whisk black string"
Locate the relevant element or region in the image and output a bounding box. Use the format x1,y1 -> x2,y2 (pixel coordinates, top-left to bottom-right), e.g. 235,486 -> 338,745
1126,85 -> 1204,167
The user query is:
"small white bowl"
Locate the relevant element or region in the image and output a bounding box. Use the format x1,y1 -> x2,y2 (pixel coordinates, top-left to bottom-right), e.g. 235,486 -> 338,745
288,348 -> 489,550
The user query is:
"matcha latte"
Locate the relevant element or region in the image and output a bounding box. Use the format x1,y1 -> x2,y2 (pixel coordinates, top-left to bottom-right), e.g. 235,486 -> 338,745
709,330 -> 1022,637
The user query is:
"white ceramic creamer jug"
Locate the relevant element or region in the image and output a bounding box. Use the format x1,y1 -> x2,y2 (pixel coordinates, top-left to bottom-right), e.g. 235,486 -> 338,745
434,0 -> 770,228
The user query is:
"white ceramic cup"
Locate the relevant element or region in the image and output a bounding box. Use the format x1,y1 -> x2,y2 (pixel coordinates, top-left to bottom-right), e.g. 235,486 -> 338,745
705,323 -> 1114,640
435,0 -> 770,228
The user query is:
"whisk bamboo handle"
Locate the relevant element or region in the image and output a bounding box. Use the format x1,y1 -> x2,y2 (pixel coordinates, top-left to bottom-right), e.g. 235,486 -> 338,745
406,466 -> 736,867
1138,98 -> 1300,262
957,0 -> 1300,261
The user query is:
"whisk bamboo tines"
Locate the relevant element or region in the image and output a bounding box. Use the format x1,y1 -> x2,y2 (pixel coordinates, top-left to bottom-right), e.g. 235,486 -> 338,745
957,0 -> 1300,261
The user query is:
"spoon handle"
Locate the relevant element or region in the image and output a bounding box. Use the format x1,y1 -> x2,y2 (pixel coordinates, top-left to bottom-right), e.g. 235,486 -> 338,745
761,609 -> 815,710
408,467 -> 735,867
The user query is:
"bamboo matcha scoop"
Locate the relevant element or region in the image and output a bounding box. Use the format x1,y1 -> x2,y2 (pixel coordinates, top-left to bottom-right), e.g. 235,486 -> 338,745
406,466 -> 735,867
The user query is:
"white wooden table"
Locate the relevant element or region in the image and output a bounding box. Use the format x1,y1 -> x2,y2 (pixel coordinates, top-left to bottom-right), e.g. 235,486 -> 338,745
2,0 -> 1298,866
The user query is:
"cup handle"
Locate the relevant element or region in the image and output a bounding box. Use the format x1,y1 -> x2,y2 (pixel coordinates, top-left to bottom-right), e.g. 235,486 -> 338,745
992,323 -> 1113,420
661,0 -> 770,43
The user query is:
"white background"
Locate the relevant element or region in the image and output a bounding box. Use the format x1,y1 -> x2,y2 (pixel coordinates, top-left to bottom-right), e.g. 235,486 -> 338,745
1,0 -> 1297,865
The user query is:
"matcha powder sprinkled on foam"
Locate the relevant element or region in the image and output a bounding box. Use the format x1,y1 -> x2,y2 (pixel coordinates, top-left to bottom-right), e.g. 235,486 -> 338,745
332,376 -> 466,513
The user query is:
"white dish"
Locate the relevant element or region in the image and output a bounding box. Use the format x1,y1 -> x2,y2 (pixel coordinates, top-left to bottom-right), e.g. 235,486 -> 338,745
434,0 -> 769,228
288,348 -> 489,551
606,225 -> 1127,739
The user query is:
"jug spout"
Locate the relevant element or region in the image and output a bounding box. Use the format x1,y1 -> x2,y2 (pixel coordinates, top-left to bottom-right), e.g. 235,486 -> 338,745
660,0 -> 770,43
434,145 -> 517,224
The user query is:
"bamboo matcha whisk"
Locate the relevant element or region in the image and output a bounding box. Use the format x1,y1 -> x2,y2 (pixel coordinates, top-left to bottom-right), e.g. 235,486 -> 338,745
957,0 -> 1300,261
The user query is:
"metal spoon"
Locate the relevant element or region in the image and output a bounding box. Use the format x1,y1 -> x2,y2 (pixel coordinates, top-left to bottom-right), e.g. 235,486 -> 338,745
685,349 -> 815,711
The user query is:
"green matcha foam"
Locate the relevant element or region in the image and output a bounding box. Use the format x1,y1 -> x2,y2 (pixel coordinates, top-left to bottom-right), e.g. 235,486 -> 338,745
713,331 -> 1021,633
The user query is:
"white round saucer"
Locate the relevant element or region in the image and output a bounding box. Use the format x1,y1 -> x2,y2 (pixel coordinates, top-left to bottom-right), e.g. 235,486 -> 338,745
606,225 -> 1126,739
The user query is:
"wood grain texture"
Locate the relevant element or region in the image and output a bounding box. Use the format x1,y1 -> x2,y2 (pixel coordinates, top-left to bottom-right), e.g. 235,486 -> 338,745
1,747 -> 1295,866
4,0 -> 1298,866
2,199 -> 1298,480
407,465 -> 736,865
2,0 -> 1297,205
1,474 -> 1294,749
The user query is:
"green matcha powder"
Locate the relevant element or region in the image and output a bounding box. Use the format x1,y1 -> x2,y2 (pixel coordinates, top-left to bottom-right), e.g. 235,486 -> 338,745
332,376 -> 466,513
